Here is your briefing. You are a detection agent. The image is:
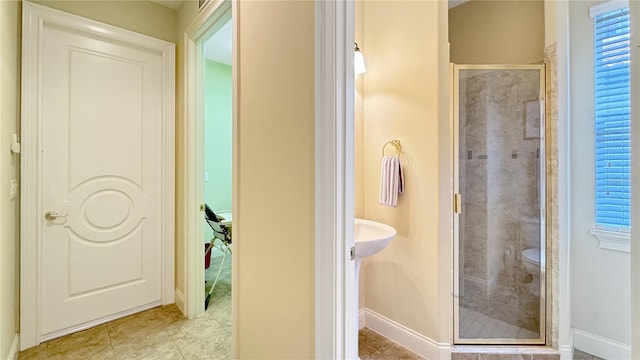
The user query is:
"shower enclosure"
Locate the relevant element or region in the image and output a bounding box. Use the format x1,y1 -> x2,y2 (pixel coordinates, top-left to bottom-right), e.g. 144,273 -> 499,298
453,65 -> 546,344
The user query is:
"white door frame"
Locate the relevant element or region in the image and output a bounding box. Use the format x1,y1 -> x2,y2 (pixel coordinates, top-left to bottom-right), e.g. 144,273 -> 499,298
182,0 -> 356,357
20,1 -> 176,350
181,0 -> 232,319
314,1 -> 357,358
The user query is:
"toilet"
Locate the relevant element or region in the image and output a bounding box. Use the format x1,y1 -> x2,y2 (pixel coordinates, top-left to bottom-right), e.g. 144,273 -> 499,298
519,216 -> 541,275
521,247 -> 540,274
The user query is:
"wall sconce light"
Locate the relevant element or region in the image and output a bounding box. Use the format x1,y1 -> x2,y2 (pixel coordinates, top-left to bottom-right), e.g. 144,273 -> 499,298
354,42 -> 366,75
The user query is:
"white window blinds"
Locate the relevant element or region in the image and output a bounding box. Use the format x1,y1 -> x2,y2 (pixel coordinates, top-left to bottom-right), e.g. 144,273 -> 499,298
592,1 -> 631,230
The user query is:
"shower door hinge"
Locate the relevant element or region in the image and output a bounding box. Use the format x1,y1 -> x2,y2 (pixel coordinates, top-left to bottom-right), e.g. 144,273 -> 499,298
350,246 -> 355,261
453,193 -> 462,214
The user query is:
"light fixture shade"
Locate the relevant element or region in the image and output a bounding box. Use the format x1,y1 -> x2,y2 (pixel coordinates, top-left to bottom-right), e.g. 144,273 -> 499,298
354,43 -> 366,74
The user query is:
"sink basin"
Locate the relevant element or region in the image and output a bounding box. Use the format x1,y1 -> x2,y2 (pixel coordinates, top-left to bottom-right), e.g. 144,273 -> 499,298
354,218 -> 396,258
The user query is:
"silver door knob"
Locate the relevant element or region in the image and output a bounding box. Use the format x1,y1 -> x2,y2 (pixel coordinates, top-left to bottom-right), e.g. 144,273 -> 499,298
44,211 -> 67,221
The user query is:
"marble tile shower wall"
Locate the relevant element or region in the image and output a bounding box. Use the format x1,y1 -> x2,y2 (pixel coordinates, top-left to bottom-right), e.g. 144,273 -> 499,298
460,69 -> 542,334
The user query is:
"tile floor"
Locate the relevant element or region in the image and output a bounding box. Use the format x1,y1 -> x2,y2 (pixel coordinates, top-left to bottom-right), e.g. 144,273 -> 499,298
573,349 -> 605,360
459,307 -> 539,339
358,328 -> 425,360
18,246 -> 232,360
18,244 -> 574,360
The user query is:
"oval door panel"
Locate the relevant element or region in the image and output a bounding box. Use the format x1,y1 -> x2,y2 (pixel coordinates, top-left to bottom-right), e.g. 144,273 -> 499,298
66,177 -> 147,243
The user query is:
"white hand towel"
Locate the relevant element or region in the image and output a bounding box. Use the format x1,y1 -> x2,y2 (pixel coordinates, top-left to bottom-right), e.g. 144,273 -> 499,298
379,156 -> 404,207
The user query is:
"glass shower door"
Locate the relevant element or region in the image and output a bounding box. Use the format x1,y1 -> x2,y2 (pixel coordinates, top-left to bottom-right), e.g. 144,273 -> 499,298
453,65 -> 546,344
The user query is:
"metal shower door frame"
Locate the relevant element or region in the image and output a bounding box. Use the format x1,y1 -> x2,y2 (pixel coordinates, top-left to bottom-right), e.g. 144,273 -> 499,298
452,64 -> 547,345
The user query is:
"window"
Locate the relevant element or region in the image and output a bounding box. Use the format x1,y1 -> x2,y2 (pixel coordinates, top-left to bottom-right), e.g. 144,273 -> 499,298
591,1 -> 631,233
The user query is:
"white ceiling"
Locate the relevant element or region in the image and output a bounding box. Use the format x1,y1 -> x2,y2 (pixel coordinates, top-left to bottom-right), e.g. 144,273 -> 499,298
449,0 -> 471,9
204,19 -> 232,65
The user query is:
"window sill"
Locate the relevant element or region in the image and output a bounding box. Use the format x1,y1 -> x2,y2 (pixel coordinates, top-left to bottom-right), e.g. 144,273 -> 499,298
589,228 -> 630,253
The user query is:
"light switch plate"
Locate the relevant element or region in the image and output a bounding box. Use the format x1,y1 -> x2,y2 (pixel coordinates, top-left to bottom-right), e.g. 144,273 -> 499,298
9,179 -> 17,200
10,133 -> 20,153
204,172 -> 209,182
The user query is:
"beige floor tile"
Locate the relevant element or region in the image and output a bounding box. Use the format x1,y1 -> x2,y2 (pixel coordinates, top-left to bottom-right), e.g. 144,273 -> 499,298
47,345 -> 115,360
206,292 -> 232,332
107,308 -> 166,341
18,247 -> 232,360
46,325 -> 112,360
168,314 -> 225,339
377,344 -> 425,360
359,328 -> 394,354
113,336 -> 184,360
358,343 -> 383,360
168,314 -> 230,360
155,304 -> 186,326
358,328 -> 425,360
111,329 -> 173,354
174,337 -> 231,360
17,343 -> 48,360
205,258 -> 232,292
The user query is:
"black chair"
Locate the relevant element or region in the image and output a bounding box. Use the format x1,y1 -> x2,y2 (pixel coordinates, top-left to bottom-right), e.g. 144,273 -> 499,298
204,204 -> 232,309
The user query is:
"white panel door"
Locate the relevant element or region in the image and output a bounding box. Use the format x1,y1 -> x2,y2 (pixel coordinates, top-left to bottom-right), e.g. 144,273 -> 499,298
21,2 -> 175,342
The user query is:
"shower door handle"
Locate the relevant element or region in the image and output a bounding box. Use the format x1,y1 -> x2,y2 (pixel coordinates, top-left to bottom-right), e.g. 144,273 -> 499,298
453,193 -> 462,214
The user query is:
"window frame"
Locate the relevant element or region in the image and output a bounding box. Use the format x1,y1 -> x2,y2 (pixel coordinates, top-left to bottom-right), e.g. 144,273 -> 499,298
589,0 -> 631,252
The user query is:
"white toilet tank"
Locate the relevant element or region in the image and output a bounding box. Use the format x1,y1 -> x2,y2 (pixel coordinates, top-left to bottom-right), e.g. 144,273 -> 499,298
520,216 -> 541,275
519,215 -> 540,250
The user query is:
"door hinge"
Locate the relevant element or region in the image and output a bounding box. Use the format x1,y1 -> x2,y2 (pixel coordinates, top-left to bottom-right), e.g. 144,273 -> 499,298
453,193 -> 462,214
200,204 -> 205,211
350,246 -> 355,261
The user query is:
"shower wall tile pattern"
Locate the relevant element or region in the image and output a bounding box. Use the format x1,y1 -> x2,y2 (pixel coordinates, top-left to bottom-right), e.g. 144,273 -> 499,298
459,68 -> 543,337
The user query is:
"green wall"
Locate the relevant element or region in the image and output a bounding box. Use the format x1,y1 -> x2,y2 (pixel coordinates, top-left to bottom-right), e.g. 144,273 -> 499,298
204,60 -> 232,219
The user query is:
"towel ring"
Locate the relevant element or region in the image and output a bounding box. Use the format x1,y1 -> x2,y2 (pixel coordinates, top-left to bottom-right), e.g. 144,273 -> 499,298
382,139 -> 402,156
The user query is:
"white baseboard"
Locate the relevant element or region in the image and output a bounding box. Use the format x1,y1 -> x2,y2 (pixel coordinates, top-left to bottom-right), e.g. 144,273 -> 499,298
364,308 -> 451,360
559,344 -> 573,360
9,334 -> 19,360
573,328 -> 630,360
359,308 -> 365,329
559,330 -> 574,360
175,288 -> 185,314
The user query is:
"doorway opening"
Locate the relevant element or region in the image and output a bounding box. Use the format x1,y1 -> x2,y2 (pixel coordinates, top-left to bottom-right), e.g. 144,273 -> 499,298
182,0 -> 235,355
201,14 -> 233,329
452,64 -> 547,345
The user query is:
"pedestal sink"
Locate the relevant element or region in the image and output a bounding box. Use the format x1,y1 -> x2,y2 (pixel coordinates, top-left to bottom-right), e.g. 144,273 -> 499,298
355,218 -> 397,260
354,218 -> 396,357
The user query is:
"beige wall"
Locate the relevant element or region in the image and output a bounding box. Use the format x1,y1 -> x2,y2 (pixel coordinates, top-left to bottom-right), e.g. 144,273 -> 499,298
544,0 -> 557,47
234,1 -> 315,356
361,0 -> 449,341
449,0 -> 544,64
0,0 -> 21,357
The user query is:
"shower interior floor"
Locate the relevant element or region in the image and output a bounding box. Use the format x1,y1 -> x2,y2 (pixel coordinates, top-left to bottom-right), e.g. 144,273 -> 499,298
459,306 -> 539,339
